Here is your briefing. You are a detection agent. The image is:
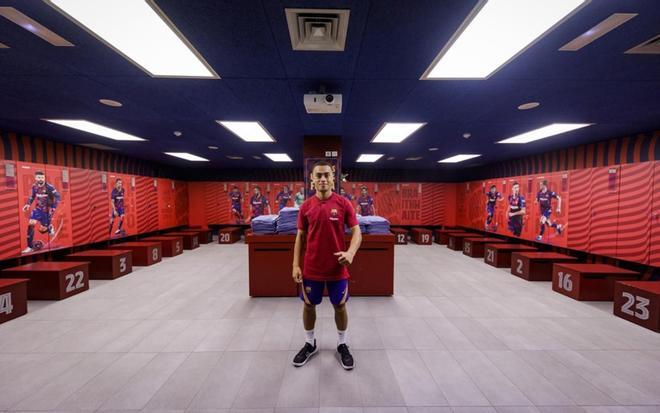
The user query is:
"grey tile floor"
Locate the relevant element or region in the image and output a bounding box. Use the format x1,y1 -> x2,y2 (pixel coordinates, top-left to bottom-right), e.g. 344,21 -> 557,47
1,241 -> 659,413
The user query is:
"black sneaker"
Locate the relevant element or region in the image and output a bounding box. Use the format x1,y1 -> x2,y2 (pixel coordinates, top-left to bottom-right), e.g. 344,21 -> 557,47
337,343 -> 354,370
293,340 -> 318,367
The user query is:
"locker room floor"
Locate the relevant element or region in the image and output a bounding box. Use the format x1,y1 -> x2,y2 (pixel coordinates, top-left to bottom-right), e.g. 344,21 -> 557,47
1,241 -> 660,413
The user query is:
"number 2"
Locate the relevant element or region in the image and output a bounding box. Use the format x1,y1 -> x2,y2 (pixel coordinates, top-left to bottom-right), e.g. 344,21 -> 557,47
486,249 -> 494,262
516,259 -> 524,274
65,271 -> 85,293
621,292 -> 650,320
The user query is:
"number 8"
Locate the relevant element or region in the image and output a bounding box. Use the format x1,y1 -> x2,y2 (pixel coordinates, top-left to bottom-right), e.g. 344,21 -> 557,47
152,248 -> 159,261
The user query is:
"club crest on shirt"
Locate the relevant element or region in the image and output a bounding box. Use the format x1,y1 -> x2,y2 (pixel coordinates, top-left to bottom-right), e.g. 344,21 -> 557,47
330,208 -> 339,221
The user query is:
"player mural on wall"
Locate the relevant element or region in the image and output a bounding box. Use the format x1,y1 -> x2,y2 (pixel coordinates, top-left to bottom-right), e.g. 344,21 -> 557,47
109,178 -> 126,236
248,186 -> 271,222
275,185 -> 293,211
356,186 -> 375,216
485,184 -> 503,231
507,181 -> 526,237
294,186 -> 305,207
21,170 -> 61,253
535,179 -> 563,241
229,185 -> 244,224
339,187 -> 353,201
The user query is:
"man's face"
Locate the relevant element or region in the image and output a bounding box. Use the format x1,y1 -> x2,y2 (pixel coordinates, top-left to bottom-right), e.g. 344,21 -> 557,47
299,187 -> 304,194
233,188 -> 239,194
283,186 -> 289,193
311,165 -> 334,192
35,174 -> 45,186
540,183 -> 547,192
490,187 -> 496,194
512,184 -> 520,195
361,188 -> 367,196
253,188 -> 260,196
116,180 -> 122,190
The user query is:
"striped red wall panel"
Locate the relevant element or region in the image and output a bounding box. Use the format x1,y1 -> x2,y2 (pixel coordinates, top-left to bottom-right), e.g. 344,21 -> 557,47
567,169 -> 592,251
0,161 -> 20,260
136,176 -> 158,233
588,166 -> 619,257
615,163 -> 652,264
175,181 -> 189,226
203,182 -> 225,224
651,162 -> 660,267
70,169 -> 110,245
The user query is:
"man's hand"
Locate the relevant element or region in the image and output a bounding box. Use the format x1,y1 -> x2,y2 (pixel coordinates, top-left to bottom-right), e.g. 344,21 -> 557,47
334,251 -> 354,266
292,266 -> 302,283
22,204 -> 30,212
556,207 -> 561,214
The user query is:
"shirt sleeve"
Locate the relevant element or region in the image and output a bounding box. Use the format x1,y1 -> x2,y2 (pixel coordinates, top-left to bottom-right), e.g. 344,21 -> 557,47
520,196 -> 526,208
297,203 -> 308,231
551,191 -> 558,199
263,196 -> 269,205
344,198 -> 359,228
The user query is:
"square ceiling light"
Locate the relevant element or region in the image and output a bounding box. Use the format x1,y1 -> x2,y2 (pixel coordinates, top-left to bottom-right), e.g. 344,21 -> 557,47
217,121 -> 275,142
45,0 -> 218,78
43,119 -> 146,141
356,154 -> 384,163
264,153 -> 292,162
371,122 -> 426,143
421,0 -> 590,79
497,123 -> 593,144
165,152 -> 209,161
438,154 -> 481,163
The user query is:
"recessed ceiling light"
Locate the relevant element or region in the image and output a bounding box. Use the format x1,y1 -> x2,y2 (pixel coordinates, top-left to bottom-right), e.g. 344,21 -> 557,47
264,153 -> 293,162
43,119 -> 146,141
497,123 -> 593,144
0,42 -> 9,48
428,147 -> 439,151
463,132 -> 471,139
421,0 -> 589,79
371,122 -> 426,143
356,154 -> 384,163
208,146 -> 218,150
165,152 -> 209,162
227,155 -> 244,160
560,13 -> 637,51
45,0 -> 217,78
99,98 -> 122,107
217,121 -> 275,142
386,156 -> 395,160
253,155 -> 262,160
438,154 -> 481,163
173,131 -> 183,137
0,7 -> 73,46
405,156 -> 423,161
517,102 -> 540,110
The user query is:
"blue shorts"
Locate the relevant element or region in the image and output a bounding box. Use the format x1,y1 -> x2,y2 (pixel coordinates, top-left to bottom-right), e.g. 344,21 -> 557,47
299,279 -> 349,306
29,209 -> 51,226
486,205 -> 495,216
541,209 -> 552,218
113,207 -> 124,217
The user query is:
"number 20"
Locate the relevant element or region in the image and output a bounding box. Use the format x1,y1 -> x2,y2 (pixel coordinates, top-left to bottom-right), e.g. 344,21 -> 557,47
220,233 -> 230,243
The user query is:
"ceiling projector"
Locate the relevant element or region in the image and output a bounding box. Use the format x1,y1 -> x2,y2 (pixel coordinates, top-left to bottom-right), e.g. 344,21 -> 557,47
304,93 -> 342,114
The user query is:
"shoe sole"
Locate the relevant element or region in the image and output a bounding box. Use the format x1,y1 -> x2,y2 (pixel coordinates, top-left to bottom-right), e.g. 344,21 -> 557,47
292,347 -> 318,367
340,360 -> 354,370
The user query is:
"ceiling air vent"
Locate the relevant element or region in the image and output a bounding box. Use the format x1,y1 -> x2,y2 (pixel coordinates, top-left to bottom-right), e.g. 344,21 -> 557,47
285,8 -> 349,51
626,34 -> 660,54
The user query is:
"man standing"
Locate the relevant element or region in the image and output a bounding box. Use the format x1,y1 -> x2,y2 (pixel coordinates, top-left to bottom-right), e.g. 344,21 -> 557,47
535,180 -> 562,241
249,186 -> 271,222
507,182 -> 526,237
229,186 -> 244,224
22,170 -> 60,253
276,185 -> 293,211
109,178 -> 125,235
292,160 -> 362,370
294,187 -> 305,207
356,186 -> 375,216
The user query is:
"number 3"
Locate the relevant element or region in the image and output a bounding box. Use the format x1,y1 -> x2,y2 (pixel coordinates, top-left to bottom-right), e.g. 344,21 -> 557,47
119,257 -> 127,273
621,292 -> 650,320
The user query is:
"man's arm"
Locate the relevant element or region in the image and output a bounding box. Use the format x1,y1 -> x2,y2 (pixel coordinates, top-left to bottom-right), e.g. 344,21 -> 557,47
23,187 -> 36,211
292,229 -> 305,283
335,225 -> 362,266
556,195 -> 562,213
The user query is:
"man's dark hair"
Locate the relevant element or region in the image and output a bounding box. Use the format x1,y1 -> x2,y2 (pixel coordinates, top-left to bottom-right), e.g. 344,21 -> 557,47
35,170 -> 45,176
311,160 -> 333,172
490,185 -> 496,190
232,185 -> 238,189
360,185 -> 367,190
541,180 -> 548,186
254,186 -> 261,191
512,181 -> 519,187
116,178 -> 122,183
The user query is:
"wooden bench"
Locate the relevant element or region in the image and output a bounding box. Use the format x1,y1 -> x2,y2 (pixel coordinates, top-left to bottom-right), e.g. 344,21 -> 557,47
142,236 -> 184,257
182,228 -> 212,244
614,281 -> 660,333
1,262 -> 90,300
219,226 -> 243,244
410,228 -> 433,245
0,279 -> 29,324
510,252 -> 578,281
164,232 -> 200,249
462,237 -> 507,258
484,244 -> 538,268
552,263 -> 640,301
434,229 -> 467,245
107,242 -> 162,266
447,233 -> 476,251
65,249 -> 133,279
390,228 -> 409,245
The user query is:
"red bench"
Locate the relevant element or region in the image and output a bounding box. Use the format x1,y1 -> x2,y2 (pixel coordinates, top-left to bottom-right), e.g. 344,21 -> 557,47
510,252 -> 578,281
0,279 -> 28,324
462,237 -> 507,258
552,263 -> 640,301
182,228 -> 212,244
164,232 -> 200,249
434,229 -> 467,245
65,249 -> 133,279
447,233 -> 476,251
390,228 -> 409,245
1,262 -> 90,300
219,226 -> 243,244
410,228 -> 433,245
107,242 -> 162,266
142,236 -> 184,257
614,281 -> 660,333
484,244 -> 538,268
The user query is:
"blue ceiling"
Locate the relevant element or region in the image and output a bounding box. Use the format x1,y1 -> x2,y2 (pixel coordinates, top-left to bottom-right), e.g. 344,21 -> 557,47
0,0 -> 659,171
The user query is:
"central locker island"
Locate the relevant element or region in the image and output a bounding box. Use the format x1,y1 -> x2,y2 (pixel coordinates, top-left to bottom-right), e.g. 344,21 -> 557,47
247,233 -> 395,297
